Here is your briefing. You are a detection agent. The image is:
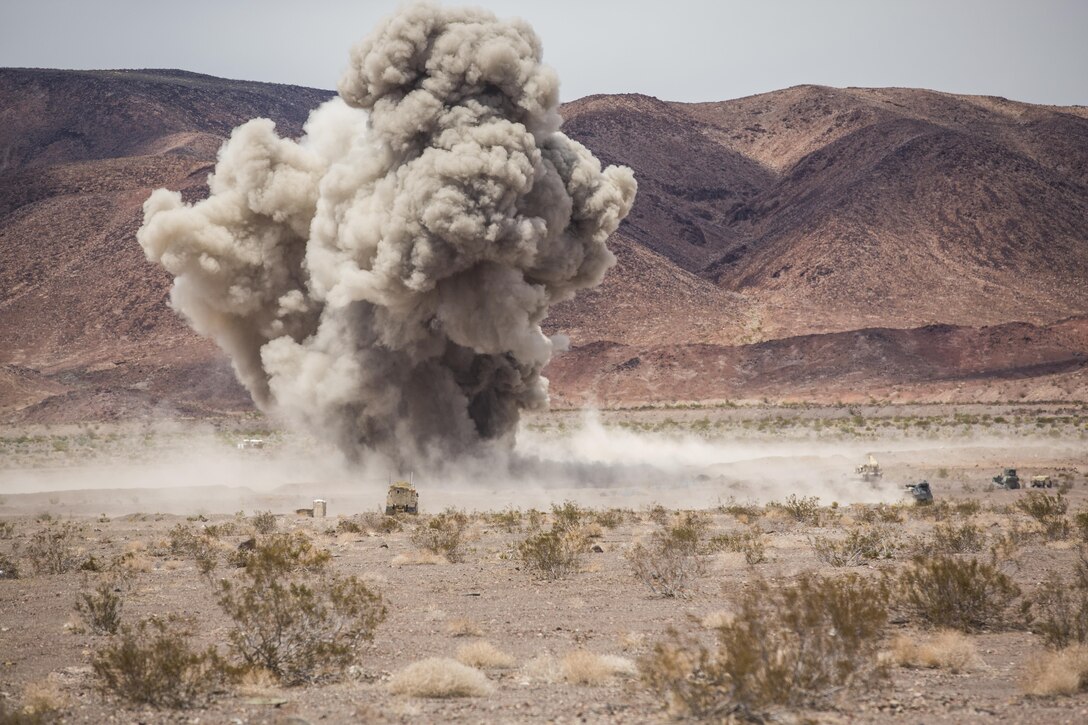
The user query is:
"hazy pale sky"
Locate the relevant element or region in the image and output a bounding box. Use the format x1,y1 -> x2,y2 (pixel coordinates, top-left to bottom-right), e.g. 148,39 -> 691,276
1,0 -> 1085,106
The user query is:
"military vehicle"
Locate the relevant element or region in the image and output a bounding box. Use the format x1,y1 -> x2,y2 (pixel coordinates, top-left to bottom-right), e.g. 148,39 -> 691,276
1031,475 -> 1054,488
992,468 -> 1020,489
905,481 -> 933,504
855,454 -> 883,482
236,438 -> 264,450
386,481 -> 419,515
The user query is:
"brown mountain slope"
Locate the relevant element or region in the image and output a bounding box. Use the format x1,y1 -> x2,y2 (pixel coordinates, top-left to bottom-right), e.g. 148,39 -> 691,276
1,70 -> 1086,420
563,86 -> 1088,338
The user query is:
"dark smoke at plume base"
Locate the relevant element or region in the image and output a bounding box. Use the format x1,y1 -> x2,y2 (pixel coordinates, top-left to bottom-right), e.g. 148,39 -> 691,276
137,3 -> 636,469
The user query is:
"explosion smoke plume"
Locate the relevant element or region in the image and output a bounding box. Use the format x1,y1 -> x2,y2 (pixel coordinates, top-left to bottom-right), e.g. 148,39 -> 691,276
138,3 -> 636,465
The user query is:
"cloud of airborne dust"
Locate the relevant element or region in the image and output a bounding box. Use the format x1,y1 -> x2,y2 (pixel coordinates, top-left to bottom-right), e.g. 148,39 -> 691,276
137,3 -> 637,467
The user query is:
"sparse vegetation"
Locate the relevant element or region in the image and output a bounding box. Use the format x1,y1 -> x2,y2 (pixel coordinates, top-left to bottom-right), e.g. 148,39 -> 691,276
92,616 -> 231,708
769,494 -> 822,525
1017,491 -> 1071,540
896,555 -> 1021,631
75,580 -> 123,635
1027,552 -> 1088,649
627,514 -> 709,597
515,528 -> 584,580
250,511 -> 276,534
213,533 -> 386,685
640,573 -> 888,717
25,521 -> 82,575
809,526 -> 897,566
1022,645 -> 1088,696
388,658 -> 493,698
891,629 -> 983,672
410,509 -> 469,563
456,641 -> 515,669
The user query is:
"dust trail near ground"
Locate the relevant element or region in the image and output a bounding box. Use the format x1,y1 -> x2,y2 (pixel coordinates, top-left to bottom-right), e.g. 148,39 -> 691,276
136,3 -> 636,468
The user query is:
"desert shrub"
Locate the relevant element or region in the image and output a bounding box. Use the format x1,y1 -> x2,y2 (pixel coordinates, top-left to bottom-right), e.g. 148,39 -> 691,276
890,630 -> 982,672
810,526 -> 897,566
594,508 -> 626,529
769,494 -> 821,525
515,528 -> 584,580
410,509 -> 469,563
1073,511 -> 1088,542
354,512 -> 402,534
711,530 -> 770,565
952,499 -> 982,517
0,521 -> 14,539
896,555 -> 1021,631
445,618 -> 484,637
1027,553 -> 1088,649
456,641 -> 515,669
1022,645 -> 1088,696
75,580 -> 123,635
92,616 -> 230,708
551,501 -> 587,532
388,658 -> 493,698
1017,491 -> 1071,540
250,511 -> 277,535
627,517 -> 709,597
335,517 -> 364,534
0,551 -> 18,580
645,504 -> 669,525
487,508 -> 522,532
213,534 -> 385,684
718,499 -> 763,520
854,504 -> 903,524
640,574 -> 888,717
914,521 -> 986,555
167,524 -> 220,573
562,650 -> 636,685
202,522 -> 239,538
25,521 -> 82,575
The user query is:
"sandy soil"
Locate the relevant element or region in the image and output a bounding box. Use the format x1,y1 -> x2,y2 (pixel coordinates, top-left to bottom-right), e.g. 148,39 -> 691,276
2,405 -> 1088,723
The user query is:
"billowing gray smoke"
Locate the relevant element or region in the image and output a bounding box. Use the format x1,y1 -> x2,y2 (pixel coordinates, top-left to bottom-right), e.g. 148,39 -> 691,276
137,3 -> 636,466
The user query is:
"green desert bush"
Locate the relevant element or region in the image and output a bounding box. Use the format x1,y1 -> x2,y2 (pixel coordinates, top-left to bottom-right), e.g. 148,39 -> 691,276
213,533 -> 386,685
92,616 -> 230,708
896,555 -> 1021,631
410,509 -> 469,563
640,574 -> 888,717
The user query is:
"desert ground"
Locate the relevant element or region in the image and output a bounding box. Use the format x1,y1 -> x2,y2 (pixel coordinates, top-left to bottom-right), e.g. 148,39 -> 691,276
2,403 -> 1088,723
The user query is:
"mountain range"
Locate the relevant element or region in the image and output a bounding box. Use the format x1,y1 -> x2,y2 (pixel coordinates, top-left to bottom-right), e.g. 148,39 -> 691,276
1,68 -> 1086,421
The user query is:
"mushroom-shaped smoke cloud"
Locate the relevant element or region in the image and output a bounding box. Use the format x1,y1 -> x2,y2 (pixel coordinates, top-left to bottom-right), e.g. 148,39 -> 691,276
138,3 -> 637,466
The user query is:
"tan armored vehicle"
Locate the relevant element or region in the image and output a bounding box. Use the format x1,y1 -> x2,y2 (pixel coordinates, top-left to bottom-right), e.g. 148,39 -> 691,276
1031,475 -> 1054,488
855,454 -> 882,482
386,481 -> 419,515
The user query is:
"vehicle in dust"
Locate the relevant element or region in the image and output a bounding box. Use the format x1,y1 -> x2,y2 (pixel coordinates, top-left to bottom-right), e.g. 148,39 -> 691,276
992,468 -> 1020,489
237,438 -> 264,450
1030,475 -> 1054,488
386,481 -> 419,515
855,454 -> 883,482
905,480 -> 933,504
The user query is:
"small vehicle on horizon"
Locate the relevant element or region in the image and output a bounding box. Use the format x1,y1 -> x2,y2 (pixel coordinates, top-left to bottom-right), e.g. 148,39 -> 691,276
386,480 -> 419,515
906,481 -> 933,504
855,454 -> 883,482
992,468 -> 1020,489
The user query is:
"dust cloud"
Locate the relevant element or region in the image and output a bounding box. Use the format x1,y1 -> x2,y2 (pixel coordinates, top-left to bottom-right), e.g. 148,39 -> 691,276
137,3 -> 636,468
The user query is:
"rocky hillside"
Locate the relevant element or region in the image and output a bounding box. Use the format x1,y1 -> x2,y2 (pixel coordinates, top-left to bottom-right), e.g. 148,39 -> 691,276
1,69 -> 1086,421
